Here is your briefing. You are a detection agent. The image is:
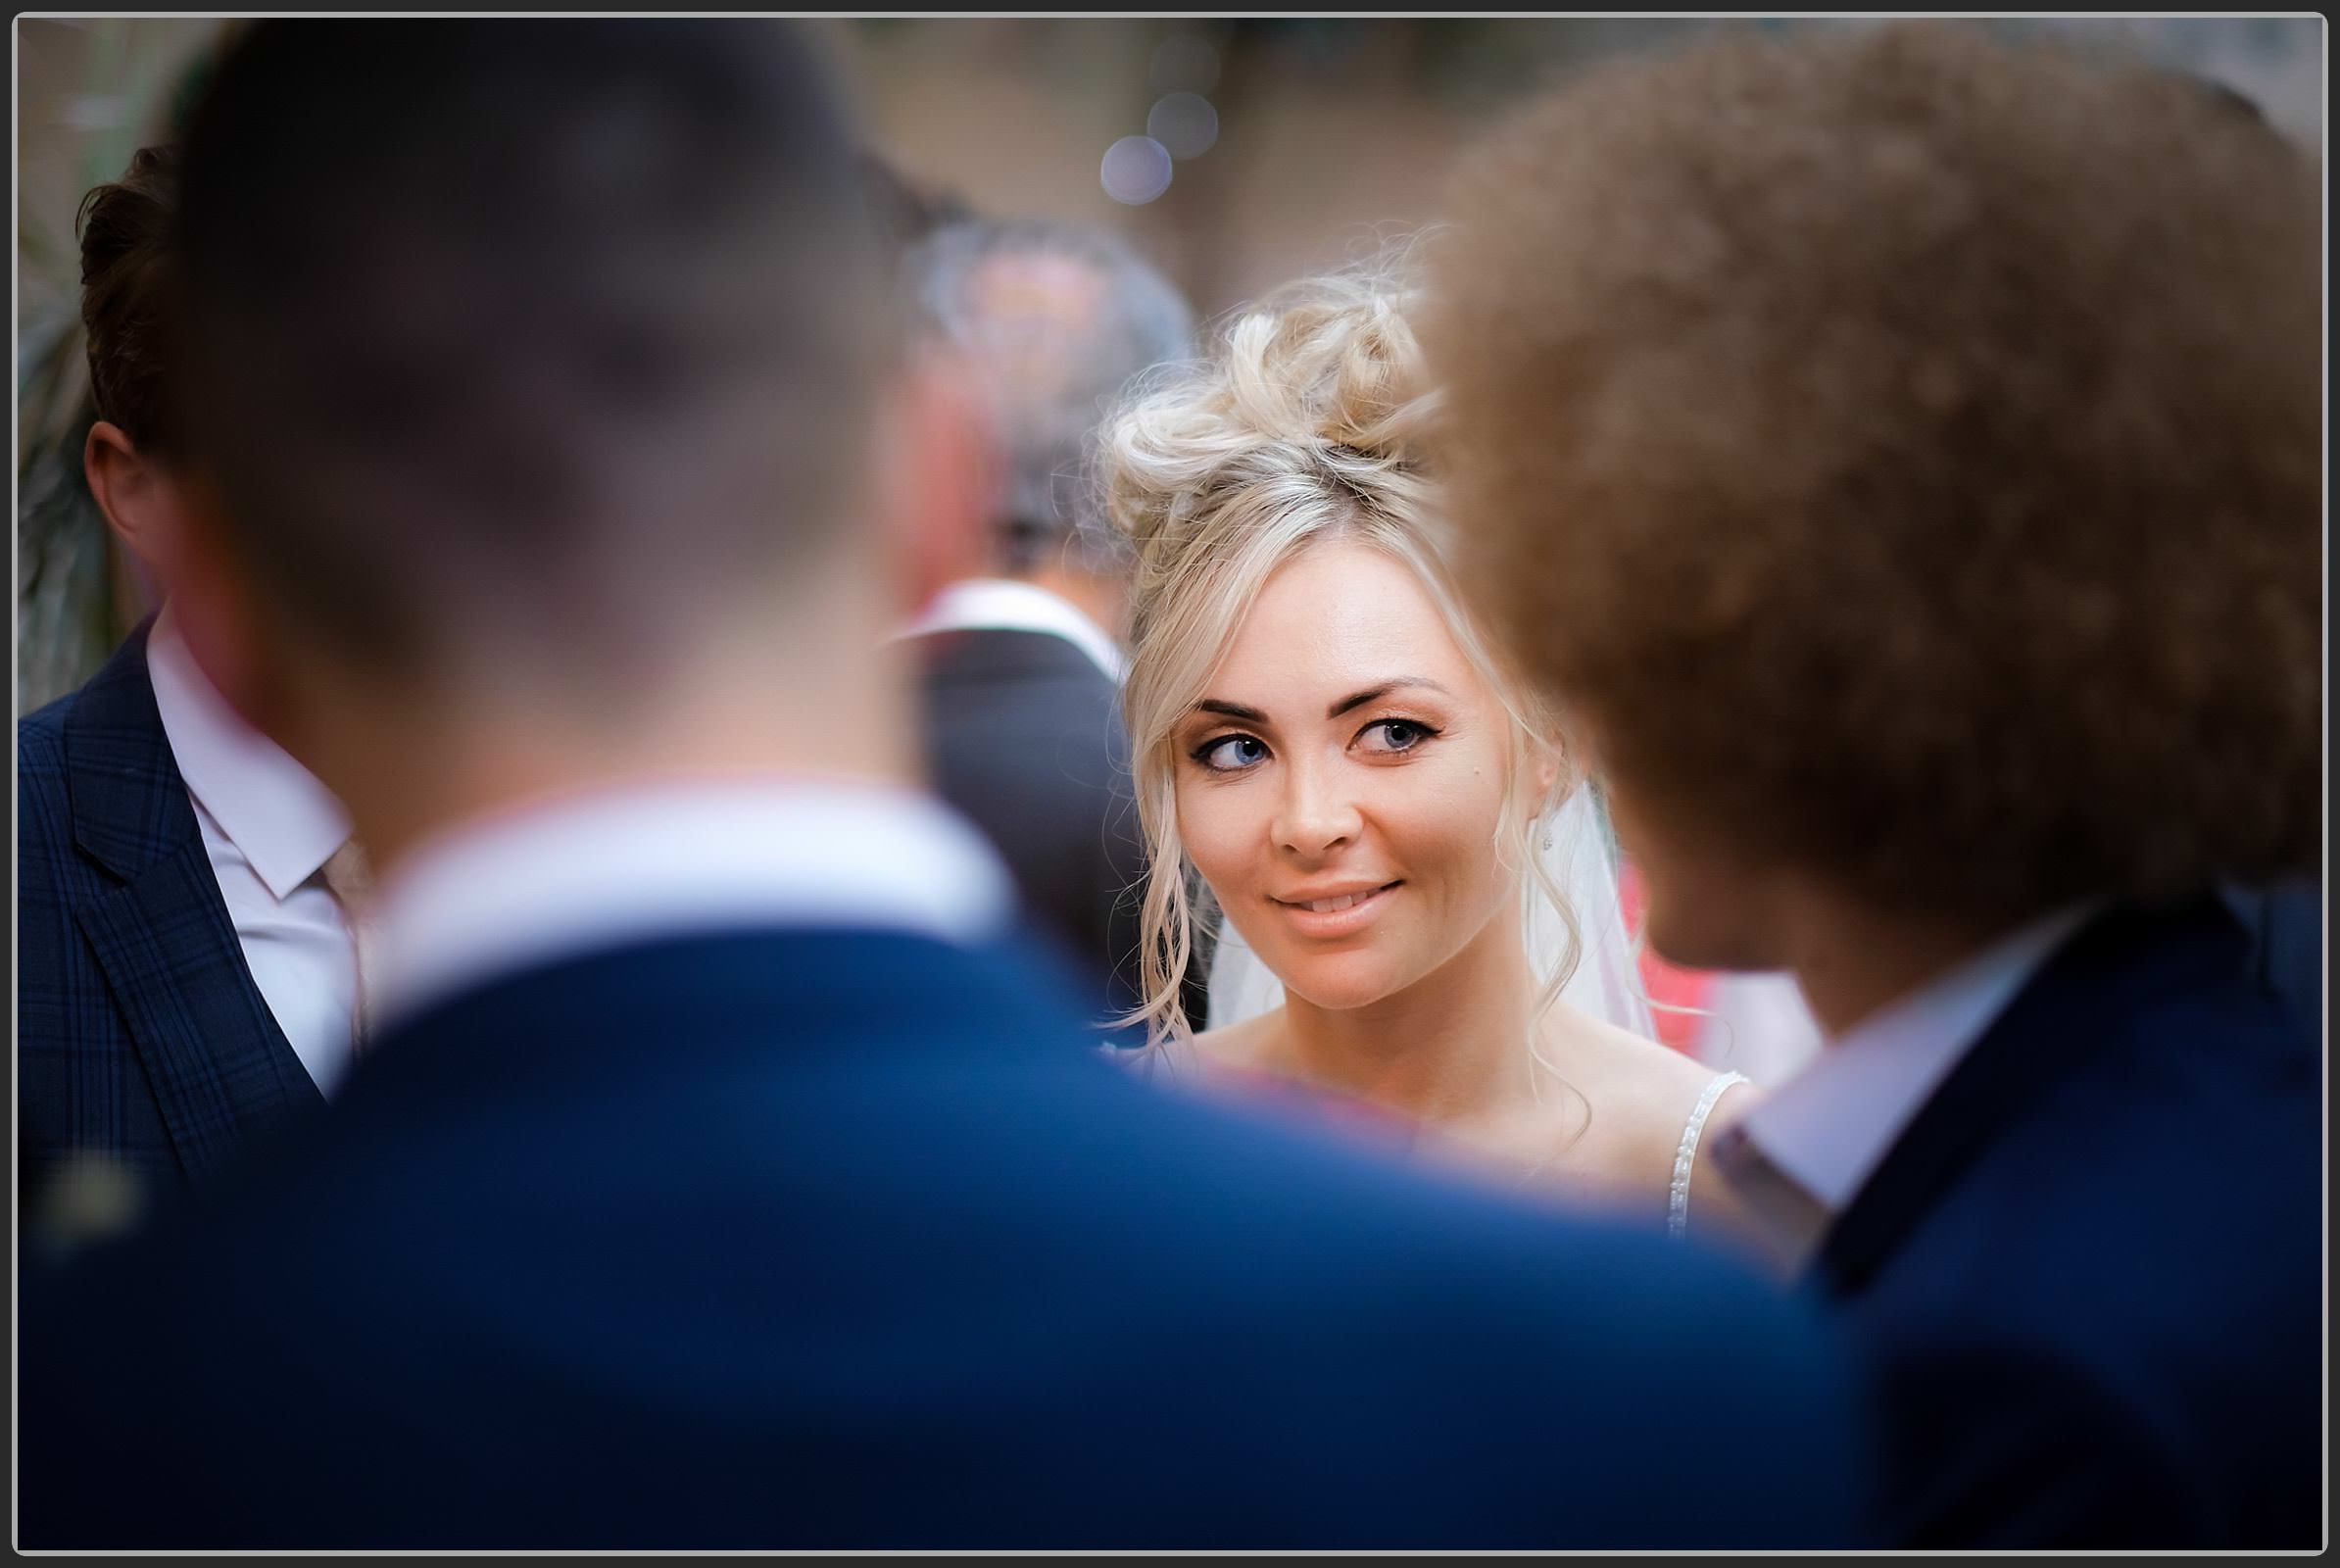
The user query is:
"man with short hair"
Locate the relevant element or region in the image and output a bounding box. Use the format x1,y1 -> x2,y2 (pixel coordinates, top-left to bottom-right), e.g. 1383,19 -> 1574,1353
24,22 -> 1866,1550
902,219 -> 1198,1031
19,143 -> 364,1246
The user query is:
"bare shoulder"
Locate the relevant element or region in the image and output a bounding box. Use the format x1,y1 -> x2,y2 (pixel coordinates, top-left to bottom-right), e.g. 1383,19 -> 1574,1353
1566,1018 -> 1771,1241
1556,1010 -> 1742,1133
1189,1008 -> 1286,1075
1118,1009 -> 1287,1087
1528,1009 -> 1765,1214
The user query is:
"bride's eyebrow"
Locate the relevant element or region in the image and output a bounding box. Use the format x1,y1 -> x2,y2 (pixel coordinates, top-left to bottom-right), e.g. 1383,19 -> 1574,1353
1327,677 -> 1452,719
1193,698 -> 1269,724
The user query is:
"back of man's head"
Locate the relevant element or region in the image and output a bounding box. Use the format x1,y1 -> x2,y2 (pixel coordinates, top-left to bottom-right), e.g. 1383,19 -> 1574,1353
78,144 -> 181,458
174,21 -> 892,695
1424,21 -> 2319,926
862,154 -> 974,257
909,220 -> 1193,578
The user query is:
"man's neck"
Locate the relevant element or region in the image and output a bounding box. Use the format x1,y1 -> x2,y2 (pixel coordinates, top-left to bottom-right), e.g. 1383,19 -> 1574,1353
1014,563 -> 1127,648
318,625 -> 923,881
356,738 -> 917,883
1782,890 -> 2024,1039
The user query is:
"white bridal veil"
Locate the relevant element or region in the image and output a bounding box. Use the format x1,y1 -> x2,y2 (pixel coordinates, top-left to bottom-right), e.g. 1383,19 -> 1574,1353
1204,782 -> 1657,1039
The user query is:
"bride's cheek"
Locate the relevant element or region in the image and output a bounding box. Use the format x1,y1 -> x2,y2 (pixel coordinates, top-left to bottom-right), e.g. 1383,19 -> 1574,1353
1436,760 -> 1515,906
1174,789 -> 1255,898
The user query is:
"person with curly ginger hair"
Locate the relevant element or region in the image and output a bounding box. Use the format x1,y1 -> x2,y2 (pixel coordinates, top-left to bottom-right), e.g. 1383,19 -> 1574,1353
1422,21 -> 2318,1550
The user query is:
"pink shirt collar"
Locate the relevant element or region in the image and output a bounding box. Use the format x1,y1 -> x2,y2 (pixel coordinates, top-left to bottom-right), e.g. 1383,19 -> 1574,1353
1734,904 -> 2098,1213
146,606 -> 351,901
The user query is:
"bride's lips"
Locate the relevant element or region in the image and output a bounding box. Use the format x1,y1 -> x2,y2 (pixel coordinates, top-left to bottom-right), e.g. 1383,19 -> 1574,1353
1269,880 -> 1402,938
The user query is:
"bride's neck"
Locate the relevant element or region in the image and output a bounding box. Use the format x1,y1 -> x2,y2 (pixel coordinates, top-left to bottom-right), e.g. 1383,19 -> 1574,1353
1275,900 -> 1540,1126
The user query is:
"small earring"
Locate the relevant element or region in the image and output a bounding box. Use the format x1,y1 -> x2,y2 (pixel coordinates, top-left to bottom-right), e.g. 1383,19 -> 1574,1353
1541,826 -> 1555,853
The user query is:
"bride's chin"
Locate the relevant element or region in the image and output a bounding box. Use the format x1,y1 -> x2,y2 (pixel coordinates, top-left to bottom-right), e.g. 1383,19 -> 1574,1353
1274,958 -> 1406,1015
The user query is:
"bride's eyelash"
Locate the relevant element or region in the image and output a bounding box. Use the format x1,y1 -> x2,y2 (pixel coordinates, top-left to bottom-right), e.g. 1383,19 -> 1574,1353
1189,732 -> 1269,772
1360,717 -> 1442,751
1182,717 -> 1442,772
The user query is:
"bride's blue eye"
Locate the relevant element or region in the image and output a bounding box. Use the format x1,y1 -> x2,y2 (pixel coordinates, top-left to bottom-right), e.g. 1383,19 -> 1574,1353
1194,734 -> 1269,773
1359,718 -> 1438,755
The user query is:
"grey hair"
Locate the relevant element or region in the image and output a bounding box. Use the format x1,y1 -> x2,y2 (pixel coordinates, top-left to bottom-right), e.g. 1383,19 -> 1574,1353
907,219 -> 1195,575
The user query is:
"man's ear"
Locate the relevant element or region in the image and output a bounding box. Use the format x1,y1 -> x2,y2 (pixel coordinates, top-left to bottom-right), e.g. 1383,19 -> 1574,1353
83,420 -> 187,588
870,346 -> 998,619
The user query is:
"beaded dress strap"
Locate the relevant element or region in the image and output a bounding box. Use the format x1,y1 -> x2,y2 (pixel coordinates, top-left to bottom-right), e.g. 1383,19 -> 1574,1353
1668,1070 -> 1752,1240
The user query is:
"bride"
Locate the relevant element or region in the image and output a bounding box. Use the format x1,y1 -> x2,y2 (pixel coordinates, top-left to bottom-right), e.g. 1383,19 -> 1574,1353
1098,268 -> 1755,1239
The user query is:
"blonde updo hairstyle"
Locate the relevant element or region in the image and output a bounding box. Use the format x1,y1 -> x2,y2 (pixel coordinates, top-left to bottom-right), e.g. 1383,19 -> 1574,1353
1100,267 -> 1591,1052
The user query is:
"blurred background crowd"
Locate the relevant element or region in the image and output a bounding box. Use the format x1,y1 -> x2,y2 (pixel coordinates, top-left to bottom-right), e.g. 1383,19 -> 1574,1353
17,15 -> 2325,1086
22,16 -> 2323,696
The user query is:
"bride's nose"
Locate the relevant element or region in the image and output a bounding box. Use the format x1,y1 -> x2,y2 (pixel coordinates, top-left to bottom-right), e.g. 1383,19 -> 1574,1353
1272,754 -> 1363,860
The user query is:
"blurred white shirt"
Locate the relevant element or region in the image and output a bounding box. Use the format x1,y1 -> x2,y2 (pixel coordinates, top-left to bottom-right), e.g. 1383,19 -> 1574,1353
366,780 -> 1018,1036
902,577 -> 1126,683
146,608 -> 360,1098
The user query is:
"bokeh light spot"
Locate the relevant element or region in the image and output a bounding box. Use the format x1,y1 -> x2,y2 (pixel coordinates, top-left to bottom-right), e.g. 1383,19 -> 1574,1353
1100,135 -> 1174,205
1146,92 -> 1219,160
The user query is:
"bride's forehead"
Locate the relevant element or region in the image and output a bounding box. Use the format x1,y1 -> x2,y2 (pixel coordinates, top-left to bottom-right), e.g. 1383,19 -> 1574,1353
1242,545 -> 1448,636
1217,547 -> 1479,686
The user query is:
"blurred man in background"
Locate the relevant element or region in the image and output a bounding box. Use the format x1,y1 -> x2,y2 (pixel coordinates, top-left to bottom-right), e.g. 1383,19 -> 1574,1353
859,150 -> 972,254
23,20 -> 1865,1550
19,143 -> 362,1252
901,219 -> 1199,1033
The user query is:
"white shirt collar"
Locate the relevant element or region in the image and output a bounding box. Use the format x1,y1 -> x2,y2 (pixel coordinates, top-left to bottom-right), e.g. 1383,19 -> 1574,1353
146,605 -> 352,901
1735,903 -> 2099,1213
367,779 -> 1017,1034
901,577 -> 1128,683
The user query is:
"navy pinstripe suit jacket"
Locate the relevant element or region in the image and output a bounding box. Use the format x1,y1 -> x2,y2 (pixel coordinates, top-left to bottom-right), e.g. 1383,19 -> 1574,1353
18,620 -> 323,1219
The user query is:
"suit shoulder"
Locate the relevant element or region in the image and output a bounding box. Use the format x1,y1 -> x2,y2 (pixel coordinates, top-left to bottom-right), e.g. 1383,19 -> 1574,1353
1036,1092 -> 1866,1541
1113,1089 -> 1850,1391
1934,1038 -> 2315,1300
18,692 -> 78,859
19,685 -> 76,774
2033,992 -> 2316,1201
1229,1169 -> 1867,1540
1860,997 -> 2317,1472
1873,1324 -> 2205,1544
